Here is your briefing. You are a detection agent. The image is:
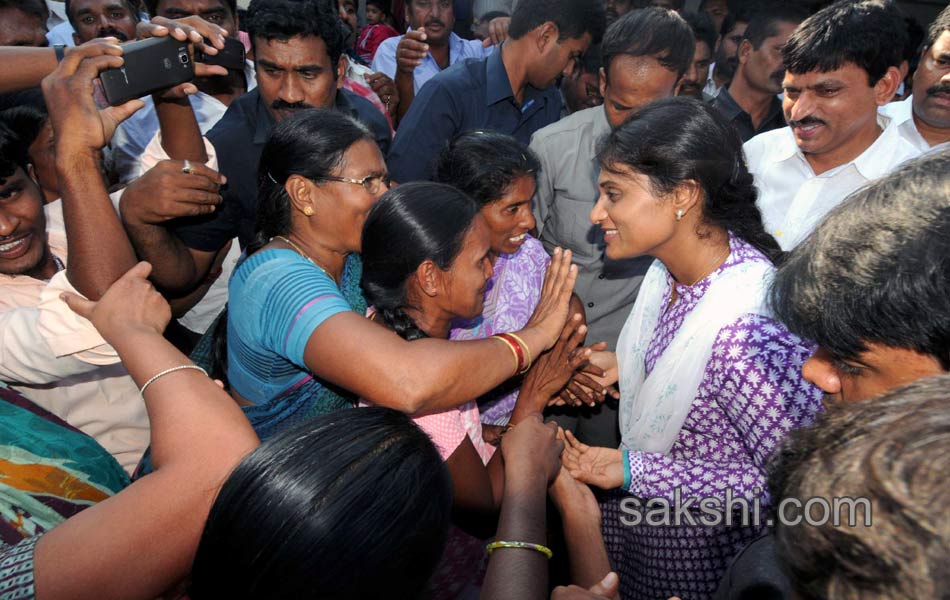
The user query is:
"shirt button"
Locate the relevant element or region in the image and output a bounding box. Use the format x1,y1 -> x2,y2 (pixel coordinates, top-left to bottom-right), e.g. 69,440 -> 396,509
587,302 -> 595,308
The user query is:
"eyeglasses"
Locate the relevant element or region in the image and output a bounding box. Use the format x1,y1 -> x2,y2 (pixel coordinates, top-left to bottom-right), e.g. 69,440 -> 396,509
322,173 -> 392,195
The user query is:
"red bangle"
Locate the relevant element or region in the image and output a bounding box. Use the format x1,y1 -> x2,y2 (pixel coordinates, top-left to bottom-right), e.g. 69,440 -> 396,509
496,332 -> 528,374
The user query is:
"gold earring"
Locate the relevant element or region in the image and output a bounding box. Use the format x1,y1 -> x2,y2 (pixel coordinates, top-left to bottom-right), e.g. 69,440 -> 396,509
675,209 -> 684,222
303,206 -> 314,217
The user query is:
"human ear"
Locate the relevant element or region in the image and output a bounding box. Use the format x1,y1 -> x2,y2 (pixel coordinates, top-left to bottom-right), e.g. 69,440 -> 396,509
737,39 -> 753,66
873,66 -> 902,105
670,180 -> 703,219
599,66 -> 607,98
535,21 -> 559,54
414,260 -> 442,297
285,174 -> 317,216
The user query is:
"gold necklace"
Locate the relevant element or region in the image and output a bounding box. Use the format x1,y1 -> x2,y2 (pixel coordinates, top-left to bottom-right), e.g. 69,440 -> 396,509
685,245 -> 731,287
271,235 -> 332,279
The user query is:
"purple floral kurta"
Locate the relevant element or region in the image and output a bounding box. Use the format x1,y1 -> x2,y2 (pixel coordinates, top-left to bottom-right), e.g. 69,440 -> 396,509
603,238 -> 823,599
450,235 -> 550,425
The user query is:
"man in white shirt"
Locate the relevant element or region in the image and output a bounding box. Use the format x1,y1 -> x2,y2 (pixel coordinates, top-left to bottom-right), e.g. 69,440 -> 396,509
881,5 -> 950,153
744,0 -> 920,251
371,0 -> 492,119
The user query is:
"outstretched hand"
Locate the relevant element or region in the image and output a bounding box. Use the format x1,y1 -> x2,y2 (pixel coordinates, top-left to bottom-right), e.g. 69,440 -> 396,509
560,429 -> 624,490
61,262 -> 171,344
138,16 -> 230,100
41,38 -> 144,156
502,414 -> 564,485
524,247 -> 578,352
550,572 -> 620,599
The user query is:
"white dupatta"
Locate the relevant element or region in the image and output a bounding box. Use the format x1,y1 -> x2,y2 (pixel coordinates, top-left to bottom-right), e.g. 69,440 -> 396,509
617,255 -> 774,454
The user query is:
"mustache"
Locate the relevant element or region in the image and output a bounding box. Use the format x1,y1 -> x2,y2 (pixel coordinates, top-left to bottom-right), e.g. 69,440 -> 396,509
788,116 -> 827,128
926,83 -> 950,97
98,28 -> 129,42
270,100 -> 315,111
424,19 -> 445,28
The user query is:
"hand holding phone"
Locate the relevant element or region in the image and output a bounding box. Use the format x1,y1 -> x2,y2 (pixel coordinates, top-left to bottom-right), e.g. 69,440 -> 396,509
100,37 -> 195,106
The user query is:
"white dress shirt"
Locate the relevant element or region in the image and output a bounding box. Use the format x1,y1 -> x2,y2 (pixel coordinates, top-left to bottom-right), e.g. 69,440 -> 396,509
880,95 -> 950,155
744,115 -> 921,250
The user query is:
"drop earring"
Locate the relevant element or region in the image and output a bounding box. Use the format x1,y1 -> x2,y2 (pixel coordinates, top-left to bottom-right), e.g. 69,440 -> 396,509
675,209 -> 684,222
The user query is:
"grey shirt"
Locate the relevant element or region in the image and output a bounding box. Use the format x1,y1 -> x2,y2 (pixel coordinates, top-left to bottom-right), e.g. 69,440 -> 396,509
530,106 -> 651,351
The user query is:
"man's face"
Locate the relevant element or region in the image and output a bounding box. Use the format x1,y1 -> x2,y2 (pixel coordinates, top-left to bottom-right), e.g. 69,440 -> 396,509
601,54 -> 681,129
154,0 -> 237,37
783,62 -> 891,162
703,0 -> 728,33
804,345 -> 945,406
532,33 -> 592,91
70,0 -> 137,43
0,167 -> 51,277
650,0 -> 680,11
605,0 -> 633,25
561,69 -> 603,114
0,8 -> 48,47
338,0 -> 358,34
911,30 -> 950,131
714,20 -> 747,78
738,21 -> 799,96
676,39 -> 712,98
254,35 -> 343,123
407,0 -> 454,47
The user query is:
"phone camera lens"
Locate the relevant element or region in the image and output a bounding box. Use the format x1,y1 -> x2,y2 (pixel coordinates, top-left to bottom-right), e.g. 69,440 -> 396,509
179,52 -> 190,65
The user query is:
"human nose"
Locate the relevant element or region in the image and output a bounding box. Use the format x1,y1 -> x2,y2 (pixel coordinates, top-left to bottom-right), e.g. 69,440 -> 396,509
278,75 -> 303,105
787,91 -> 816,123
519,206 -> 536,232
590,195 -> 607,225
0,210 -> 18,237
802,349 -> 842,395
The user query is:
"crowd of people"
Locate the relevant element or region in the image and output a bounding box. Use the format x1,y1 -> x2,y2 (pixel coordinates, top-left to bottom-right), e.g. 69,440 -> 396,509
0,0 -> 948,598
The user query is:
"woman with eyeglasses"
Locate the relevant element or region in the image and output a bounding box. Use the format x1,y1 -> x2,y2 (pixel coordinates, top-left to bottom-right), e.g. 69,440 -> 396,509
225,109 -> 578,439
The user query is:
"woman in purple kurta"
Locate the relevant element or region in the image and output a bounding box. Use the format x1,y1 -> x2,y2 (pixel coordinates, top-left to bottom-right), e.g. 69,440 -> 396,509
560,99 -> 823,599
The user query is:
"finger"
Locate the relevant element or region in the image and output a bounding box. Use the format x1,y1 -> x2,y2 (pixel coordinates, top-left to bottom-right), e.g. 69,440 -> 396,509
59,291 -> 96,318
173,188 -> 223,205
566,382 -> 595,405
177,161 -> 226,185
175,170 -> 225,192
590,572 -> 620,597
58,39 -> 122,74
482,37 -> 492,48
103,98 -> 146,126
565,323 -> 589,354
405,30 -> 427,42
74,53 -> 126,82
564,429 -> 590,453
126,261 -> 153,280
194,64 -> 229,78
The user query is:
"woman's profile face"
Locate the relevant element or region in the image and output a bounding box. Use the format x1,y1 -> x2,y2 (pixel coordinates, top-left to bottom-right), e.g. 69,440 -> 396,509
440,215 -> 494,320
481,175 -> 537,256
327,139 -> 389,253
591,165 -> 675,260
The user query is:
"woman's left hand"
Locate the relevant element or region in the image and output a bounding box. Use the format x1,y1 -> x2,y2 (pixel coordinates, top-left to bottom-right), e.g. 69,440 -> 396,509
561,429 -> 625,490
518,313 -> 592,412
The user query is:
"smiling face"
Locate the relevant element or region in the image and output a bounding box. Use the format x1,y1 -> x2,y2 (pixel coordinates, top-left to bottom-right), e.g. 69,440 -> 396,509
480,175 -> 537,256
407,0 -> 454,46
602,54 -> 681,129
782,62 -> 895,170
591,165 -> 676,260
69,0 -> 137,43
439,215 -> 494,320
0,167 -> 54,278
254,35 -> 342,122
912,31 -> 950,132
803,345 -> 945,407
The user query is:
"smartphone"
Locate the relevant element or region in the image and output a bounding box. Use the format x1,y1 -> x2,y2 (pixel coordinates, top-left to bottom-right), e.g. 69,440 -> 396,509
194,37 -> 246,71
100,37 -> 195,106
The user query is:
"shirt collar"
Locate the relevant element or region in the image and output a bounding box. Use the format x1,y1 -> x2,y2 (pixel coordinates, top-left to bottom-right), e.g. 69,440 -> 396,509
714,87 -> 744,120
485,46 -> 513,105
777,114 -> 899,179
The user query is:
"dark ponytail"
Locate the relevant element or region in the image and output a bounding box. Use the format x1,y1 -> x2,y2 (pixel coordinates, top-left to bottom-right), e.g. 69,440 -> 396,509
360,182 -> 480,341
597,97 -> 784,264
248,108 -> 374,255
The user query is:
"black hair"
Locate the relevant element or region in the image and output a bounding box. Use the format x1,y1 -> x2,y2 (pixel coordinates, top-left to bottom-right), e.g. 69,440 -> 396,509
602,7 -> 694,82
143,0 -> 236,17
0,0 -> 47,20
64,0 -> 141,25
361,182 -> 480,341
245,0 -> 344,67
578,42 -> 603,74
718,3 -> 757,36
0,104 -> 48,151
782,0 -> 907,86
597,97 -> 782,264
680,10 -> 717,55
508,0 -> 607,45
478,10 -> 509,23
769,151 -> 950,370
191,407 -> 452,600
743,4 -> 808,50
0,121 -> 29,180
433,131 -> 540,208
923,4 -> 949,50
250,108 -> 374,255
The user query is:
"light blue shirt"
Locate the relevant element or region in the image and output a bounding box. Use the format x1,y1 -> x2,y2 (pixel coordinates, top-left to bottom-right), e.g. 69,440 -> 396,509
110,61 -> 257,184
371,30 -> 493,94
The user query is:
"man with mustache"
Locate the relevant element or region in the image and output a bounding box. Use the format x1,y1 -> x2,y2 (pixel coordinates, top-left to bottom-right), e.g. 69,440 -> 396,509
675,11 -> 716,99
371,0 -> 493,121
881,4 -> 950,152
64,0 -> 139,43
120,0 -> 391,295
703,7 -> 752,98
744,0 -> 920,251
710,6 -> 807,142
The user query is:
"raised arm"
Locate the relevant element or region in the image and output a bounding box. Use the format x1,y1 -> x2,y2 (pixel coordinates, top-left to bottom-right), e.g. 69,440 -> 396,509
34,263 -> 259,600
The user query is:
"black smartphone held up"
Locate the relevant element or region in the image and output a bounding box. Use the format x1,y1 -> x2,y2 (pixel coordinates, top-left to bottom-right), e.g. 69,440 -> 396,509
194,36 -> 246,71
100,37 -> 195,106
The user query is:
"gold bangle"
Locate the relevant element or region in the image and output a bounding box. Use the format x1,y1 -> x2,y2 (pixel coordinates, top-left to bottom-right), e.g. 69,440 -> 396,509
491,335 -> 520,373
486,540 -> 553,559
507,332 -> 532,374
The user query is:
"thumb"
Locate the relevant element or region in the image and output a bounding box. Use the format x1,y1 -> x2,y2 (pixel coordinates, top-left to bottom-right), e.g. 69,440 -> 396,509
482,37 -> 492,48
589,572 -> 619,597
60,291 -> 96,319
104,98 -> 145,126
125,260 -> 154,281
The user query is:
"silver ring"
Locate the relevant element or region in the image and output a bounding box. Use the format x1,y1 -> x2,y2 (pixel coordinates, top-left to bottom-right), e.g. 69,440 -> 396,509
182,159 -> 193,174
